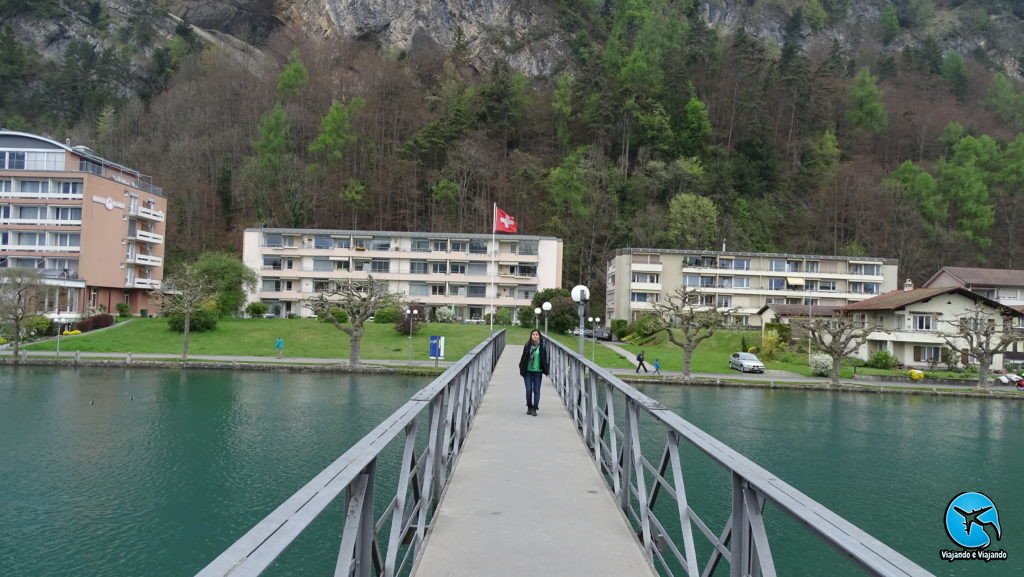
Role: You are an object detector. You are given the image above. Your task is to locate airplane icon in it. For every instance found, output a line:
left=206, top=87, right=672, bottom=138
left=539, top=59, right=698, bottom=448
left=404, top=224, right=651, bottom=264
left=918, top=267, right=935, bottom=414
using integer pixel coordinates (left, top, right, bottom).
left=953, top=506, right=1001, bottom=539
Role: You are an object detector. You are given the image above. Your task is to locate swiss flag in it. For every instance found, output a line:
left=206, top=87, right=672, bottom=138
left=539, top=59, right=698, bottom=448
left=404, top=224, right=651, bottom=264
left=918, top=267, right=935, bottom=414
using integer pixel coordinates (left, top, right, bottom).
left=494, top=206, right=517, bottom=233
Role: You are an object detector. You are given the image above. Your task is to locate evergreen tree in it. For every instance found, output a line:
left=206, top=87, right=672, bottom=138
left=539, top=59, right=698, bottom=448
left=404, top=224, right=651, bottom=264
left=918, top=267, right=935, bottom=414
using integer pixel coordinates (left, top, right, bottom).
left=940, top=51, right=969, bottom=102
left=846, top=67, right=888, bottom=135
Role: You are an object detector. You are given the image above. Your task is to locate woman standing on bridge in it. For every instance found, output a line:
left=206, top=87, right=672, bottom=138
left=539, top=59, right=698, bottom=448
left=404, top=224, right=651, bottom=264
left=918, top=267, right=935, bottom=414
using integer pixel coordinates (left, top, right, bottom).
left=518, top=329, right=549, bottom=416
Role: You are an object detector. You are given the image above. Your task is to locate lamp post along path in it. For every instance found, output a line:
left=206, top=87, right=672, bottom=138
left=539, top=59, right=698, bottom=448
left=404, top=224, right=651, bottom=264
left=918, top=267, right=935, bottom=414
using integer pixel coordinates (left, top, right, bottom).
left=542, top=301, right=551, bottom=335
left=405, top=308, right=418, bottom=362
left=534, top=307, right=541, bottom=330
left=571, top=285, right=590, bottom=355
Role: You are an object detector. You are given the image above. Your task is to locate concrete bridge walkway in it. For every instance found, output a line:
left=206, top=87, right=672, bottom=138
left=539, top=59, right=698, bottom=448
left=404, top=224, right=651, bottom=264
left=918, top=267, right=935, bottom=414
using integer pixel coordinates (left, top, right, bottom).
left=412, top=345, right=657, bottom=577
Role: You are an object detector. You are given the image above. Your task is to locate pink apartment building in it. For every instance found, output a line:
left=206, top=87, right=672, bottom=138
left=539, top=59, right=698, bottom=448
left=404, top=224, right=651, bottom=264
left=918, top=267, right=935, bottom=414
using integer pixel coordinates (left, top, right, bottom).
left=0, top=129, right=166, bottom=319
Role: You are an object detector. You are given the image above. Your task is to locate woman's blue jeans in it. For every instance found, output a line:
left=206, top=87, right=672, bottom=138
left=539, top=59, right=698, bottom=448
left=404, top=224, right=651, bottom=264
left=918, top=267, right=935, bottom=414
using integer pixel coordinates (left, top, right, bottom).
left=523, top=371, right=542, bottom=409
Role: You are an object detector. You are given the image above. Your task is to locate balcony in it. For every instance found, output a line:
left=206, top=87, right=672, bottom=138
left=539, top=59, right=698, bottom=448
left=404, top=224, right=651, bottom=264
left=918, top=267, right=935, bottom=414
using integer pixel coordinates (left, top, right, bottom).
left=127, top=254, right=162, bottom=266
left=133, top=230, right=163, bottom=244
left=126, top=278, right=161, bottom=290
left=131, top=205, right=165, bottom=222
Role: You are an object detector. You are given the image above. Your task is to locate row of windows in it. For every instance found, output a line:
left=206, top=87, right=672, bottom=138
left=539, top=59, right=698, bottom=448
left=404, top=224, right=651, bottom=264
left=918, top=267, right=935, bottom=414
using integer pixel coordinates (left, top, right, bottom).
left=0, top=179, right=82, bottom=195
left=0, top=150, right=65, bottom=171
left=0, top=205, right=82, bottom=220
left=677, top=255, right=882, bottom=276
left=262, top=256, right=535, bottom=277
left=678, top=275, right=879, bottom=294
left=0, top=231, right=80, bottom=246
left=260, top=279, right=537, bottom=300
left=264, top=234, right=538, bottom=255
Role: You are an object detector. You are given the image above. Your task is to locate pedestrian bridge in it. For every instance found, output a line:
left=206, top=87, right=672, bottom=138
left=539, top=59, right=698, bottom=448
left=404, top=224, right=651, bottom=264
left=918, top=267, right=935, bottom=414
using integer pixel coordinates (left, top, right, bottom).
left=195, top=331, right=934, bottom=577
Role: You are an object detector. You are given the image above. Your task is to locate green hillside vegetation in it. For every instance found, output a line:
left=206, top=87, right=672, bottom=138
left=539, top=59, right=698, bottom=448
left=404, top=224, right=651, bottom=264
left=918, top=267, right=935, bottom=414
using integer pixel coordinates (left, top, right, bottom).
left=4, top=0, right=1024, bottom=316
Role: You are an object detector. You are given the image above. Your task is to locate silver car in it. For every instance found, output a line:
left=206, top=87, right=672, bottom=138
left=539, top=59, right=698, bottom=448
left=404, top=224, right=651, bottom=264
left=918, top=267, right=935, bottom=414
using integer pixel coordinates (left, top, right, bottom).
left=729, top=352, right=765, bottom=373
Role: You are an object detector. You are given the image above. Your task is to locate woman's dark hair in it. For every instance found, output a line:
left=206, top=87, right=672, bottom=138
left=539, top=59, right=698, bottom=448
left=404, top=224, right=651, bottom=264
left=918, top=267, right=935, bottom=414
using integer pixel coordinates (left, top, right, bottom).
left=526, top=329, right=542, bottom=344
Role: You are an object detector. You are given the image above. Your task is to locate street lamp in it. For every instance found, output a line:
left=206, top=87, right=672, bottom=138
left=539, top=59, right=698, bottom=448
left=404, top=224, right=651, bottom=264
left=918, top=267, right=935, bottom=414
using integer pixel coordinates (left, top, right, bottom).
left=588, top=316, right=601, bottom=363
left=55, top=315, right=65, bottom=356
left=534, top=307, right=541, bottom=330
left=542, top=301, right=552, bottom=335
left=405, top=308, right=418, bottom=362
left=571, top=285, right=590, bottom=354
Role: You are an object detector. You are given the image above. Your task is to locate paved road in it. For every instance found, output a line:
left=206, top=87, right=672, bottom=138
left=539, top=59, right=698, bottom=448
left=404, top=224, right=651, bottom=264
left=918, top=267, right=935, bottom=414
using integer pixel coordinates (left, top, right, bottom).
left=412, top=345, right=657, bottom=577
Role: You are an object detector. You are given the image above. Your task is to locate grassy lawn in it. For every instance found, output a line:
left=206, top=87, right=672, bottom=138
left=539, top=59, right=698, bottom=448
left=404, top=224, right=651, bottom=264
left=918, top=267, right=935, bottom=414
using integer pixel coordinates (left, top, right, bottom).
left=615, top=329, right=762, bottom=373
left=25, top=318, right=528, bottom=361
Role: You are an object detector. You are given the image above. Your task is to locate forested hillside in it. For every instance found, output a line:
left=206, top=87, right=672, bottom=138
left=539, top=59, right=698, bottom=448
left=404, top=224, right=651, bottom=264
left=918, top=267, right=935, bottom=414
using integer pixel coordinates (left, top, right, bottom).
left=3, top=0, right=1024, bottom=311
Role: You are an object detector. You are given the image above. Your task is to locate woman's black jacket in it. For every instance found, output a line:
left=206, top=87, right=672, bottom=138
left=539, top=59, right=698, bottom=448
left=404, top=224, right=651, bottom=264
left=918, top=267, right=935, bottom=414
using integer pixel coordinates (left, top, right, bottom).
left=518, top=340, right=550, bottom=376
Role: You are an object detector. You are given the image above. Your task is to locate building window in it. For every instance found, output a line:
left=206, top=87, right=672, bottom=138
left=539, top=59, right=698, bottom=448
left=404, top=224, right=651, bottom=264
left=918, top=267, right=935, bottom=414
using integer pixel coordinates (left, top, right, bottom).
left=431, top=262, right=447, bottom=274
left=516, top=242, right=538, bottom=255
left=57, top=182, right=82, bottom=195
left=786, top=260, right=802, bottom=272
left=52, top=233, right=80, bottom=247
left=684, top=275, right=701, bottom=287
left=354, top=238, right=369, bottom=249
left=263, top=256, right=282, bottom=270
left=312, top=258, right=333, bottom=272
left=409, top=282, right=428, bottom=297
left=431, top=284, right=446, bottom=296
left=718, top=259, right=734, bottom=270
left=912, top=315, right=935, bottom=330
left=769, top=260, right=786, bottom=272
left=467, top=262, right=487, bottom=276
left=313, top=237, right=332, bottom=249
left=467, top=283, right=487, bottom=298
left=851, top=282, right=880, bottom=294
left=410, top=260, right=428, bottom=274
left=411, top=239, right=431, bottom=252
left=262, top=279, right=281, bottom=292
left=768, top=278, right=786, bottom=291
left=371, top=238, right=391, bottom=251
left=805, top=261, right=820, bottom=273
left=819, top=280, right=836, bottom=291
left=17, top=206, right=40, bottom=219
left=451, top=241, right=467, bottom=252
left=450, top=263, right=467, bottom=275
left=515, top=264, right=537, bottom=277
left=265, top=234, right=283, bottom=247
left=850, top=263, right=881, bottom=275
left=335, top=238, right=350, bottom=249
left=699, top=294, right=715, bottom=305
left=913, top=346, right=942, bottom=363
left=632, top=272, right=660, bottom=283
left=717, top=295, right=732, bottom=307
left=734, top=259, right=751, bottom=270
left=733, top=277, right=750, bottom=288
left=1, top=151, right=26, bottom=169
left=371, top=259, right=390, bottom=273
left=432, top=240, right=448, bottom=252
left=630, top=292, right=659, bottom=303
left=683, top=255, right=716, bottom=267
left=469, top=240, right=488, bottom=254
left=313, top=279, right=331, bottom=292
left=52, top=206, right=81, bottom=221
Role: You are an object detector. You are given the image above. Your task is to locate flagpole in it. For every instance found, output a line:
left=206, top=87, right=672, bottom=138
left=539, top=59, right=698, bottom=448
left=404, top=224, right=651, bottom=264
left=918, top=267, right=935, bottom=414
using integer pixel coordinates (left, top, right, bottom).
left=490, top=202, right=496, bottom=334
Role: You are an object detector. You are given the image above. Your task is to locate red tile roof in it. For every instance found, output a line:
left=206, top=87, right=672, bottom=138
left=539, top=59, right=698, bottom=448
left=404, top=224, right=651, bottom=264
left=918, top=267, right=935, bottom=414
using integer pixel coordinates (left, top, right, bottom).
left=841, top=287, right=961, bottom=311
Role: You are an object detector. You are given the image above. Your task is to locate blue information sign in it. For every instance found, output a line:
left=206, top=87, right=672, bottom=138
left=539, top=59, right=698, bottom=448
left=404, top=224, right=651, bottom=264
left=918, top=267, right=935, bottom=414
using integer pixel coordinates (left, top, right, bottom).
left=429, top=336, right=445, bottom=360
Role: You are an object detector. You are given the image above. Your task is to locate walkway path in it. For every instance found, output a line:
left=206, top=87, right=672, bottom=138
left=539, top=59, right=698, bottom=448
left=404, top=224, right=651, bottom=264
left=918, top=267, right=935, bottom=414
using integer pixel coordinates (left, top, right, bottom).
left=411, top=345, right=657, bottom=577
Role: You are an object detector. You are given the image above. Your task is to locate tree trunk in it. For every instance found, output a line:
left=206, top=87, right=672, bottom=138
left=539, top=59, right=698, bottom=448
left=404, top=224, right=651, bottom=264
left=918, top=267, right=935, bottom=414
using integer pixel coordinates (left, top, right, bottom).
left=831, top=357, right=842, bottom=386
left=182, top=313, right=191, bottom=360
left=683, top=348, right=694, bottom=379
left=976, top=354, right=991, bottom=390
left=349, top=327, right=363, bottom=366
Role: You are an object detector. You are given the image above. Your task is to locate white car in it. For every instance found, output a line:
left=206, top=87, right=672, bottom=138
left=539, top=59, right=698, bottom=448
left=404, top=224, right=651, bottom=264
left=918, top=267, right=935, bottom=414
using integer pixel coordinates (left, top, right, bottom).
left=995, top=373, right=1022, bottom=385
left=729, top=352, right=765, bottom=373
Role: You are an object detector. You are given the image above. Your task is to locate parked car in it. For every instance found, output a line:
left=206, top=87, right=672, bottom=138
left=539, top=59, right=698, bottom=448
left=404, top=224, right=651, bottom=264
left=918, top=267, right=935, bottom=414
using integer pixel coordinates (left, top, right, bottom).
left=729, top=352, right=765, bottom=373
left=995, top=373, right=1022, bottom=386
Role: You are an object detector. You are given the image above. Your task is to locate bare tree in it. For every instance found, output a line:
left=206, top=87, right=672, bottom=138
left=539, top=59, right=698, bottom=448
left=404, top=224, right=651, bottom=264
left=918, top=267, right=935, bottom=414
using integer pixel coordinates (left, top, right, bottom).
left=799, top=314, right=888, bottom=386
left=0, top=269, right=48, bottom=359
left=304, top=276, right=401, bottom=366
left=939, top=305, right=1024, bottom=390
left=149, top=264, right=217, bottom=360
left=649, top=287, right=736, bottom=379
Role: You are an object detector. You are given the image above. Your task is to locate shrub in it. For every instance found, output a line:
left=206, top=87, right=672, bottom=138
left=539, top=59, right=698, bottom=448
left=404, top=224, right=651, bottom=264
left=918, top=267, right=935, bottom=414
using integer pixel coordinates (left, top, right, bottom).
left=810, top=354, right=832, bottom=377
left=941, top=348, right=958, bottom=371
left=31, top=316, right=54, bottom=335
left=167, top=308, right=218, bottom=332
left=864, top=350, right=900, bottom=369
left=115, top=302, right=131, bottom=316
left=374, top=307, right=399, bottom=324
left=518, top=306, right=536, bottom=328
left=634, top=315, right=662, bottom=337
left=764, top=322, right=792, bottom=343
left=74, top=313, right=116, bottom=333
left=740, top=335, right=749, bottom=353
left=394, top=308, right=423, bottom=335
left=435, top=307, right=455, bottom=323
left=245, top=301, right=269, bottom=317
left=611, top=319, right=628, bottom=339
left=325, top=306, right=348, bottom=324
left=759, top=329, right=782, bottom=360
left=495, top=308, right=512, bottom=326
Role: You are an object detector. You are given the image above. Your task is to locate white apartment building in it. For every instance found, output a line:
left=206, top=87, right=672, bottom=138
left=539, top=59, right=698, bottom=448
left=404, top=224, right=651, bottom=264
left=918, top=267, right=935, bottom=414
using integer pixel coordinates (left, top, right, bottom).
left=1, top=130, right=166, bottom=318
left=606, top=248, right=899, bottom=326
left=242, top=228, right=563, bottom=320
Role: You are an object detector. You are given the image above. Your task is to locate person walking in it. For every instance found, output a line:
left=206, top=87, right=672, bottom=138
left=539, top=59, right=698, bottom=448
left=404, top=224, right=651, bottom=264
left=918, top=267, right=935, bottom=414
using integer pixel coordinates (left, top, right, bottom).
left=518, top=329, right=549, bottom=416
left=275, top=337, right=284, bottom=358
left=653, top=359, right=662, bottom=375
left=635, top=350, right=648, bottom=373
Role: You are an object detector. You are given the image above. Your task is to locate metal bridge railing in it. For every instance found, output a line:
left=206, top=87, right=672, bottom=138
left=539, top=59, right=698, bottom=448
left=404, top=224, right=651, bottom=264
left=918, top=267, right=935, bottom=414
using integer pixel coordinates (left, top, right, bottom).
left=195, top=330, right=505, bottom=577
left=546, top=338, right=934, bottom=577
